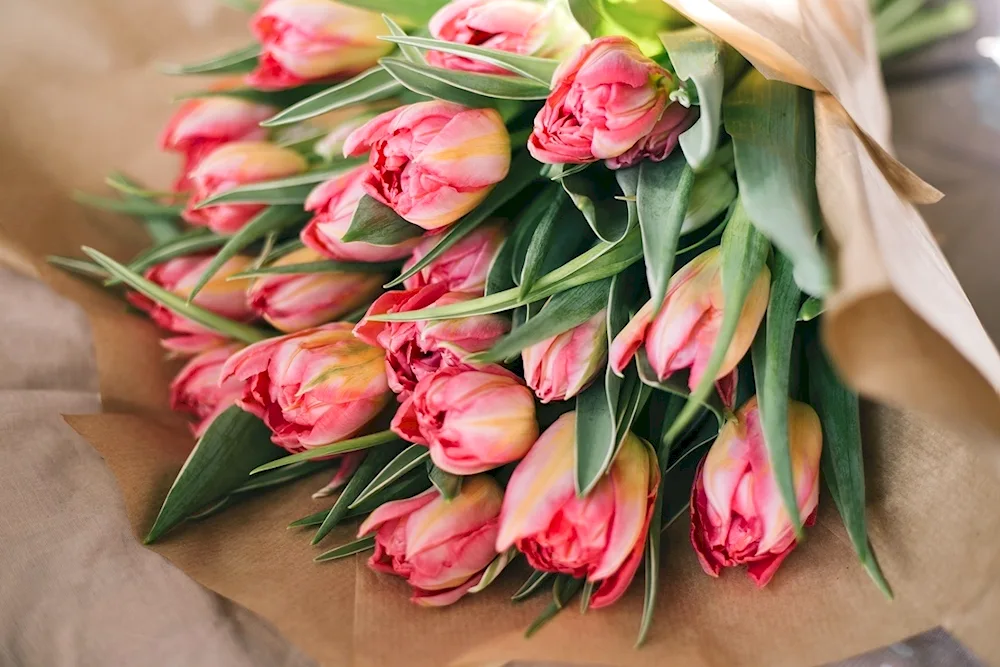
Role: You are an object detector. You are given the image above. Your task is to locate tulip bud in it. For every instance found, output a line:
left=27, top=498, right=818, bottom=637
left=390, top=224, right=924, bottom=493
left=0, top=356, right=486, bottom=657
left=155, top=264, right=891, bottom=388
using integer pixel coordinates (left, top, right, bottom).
left=247, top=247, right=386, bottom=333
left=428, top=0, right=587, bottom=74
left=391, top=365, right=538, bottom=475
left=522, top=309, right=607, bottom=402
left=170, top=343, right=245, bottom=436
left=127, top=254, right=256, bottom=346
left=497, top=412, right=659, bottom=608
left=529, top=36, right=680, bottom=165
left=358, top=475, right=503, bottom=606
left=220, top=323, right=391, bottom=451
left=160, top=92, right=277, bottom=192
left=344, top=101, right=511, bottom=230
left=610, top=247, right=769, bottom=396
left=604, top=102, right=696, bottom=170
left=183, top=141, right=308, bottom=234
left=301, top=165, right=420, bottom=262
left=690, top=396, right=822, bottom=586
left=247, top=0, right=393, bottom=90
left=354, top=283, right=510, bottom=398
left=402, top=221, right=507, bottom=294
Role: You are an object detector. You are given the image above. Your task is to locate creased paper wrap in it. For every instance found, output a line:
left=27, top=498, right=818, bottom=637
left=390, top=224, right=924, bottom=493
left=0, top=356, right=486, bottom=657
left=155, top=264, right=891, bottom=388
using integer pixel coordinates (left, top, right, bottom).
left=2, top=1, right=1000, bottom=666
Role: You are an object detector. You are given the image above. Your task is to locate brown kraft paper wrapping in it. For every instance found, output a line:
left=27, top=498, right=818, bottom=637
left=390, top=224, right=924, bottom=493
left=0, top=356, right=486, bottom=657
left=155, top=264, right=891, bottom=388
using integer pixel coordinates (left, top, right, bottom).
left=1, top=1, right=999, bottom=666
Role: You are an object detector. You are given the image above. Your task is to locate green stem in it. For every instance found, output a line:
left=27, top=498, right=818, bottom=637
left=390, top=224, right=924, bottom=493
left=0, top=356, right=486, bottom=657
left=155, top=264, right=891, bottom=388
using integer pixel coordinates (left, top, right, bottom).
left=877, top=1, right=976, bottom=59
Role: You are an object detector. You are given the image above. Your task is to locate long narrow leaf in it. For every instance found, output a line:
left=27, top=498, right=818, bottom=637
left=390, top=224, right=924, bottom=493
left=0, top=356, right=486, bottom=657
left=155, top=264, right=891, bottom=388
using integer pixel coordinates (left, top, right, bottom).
left=46, top=256, right=108, bottom=280
left=314, top=535, right=376, bottom=562
left=160, top=43, right=261, bottom=75
left=382, top=15, right=425, bottom=64
left=251, top=430, right=400, bottom=474
left=381, top=57, right=550, bottom=100
left=337, top=0, right=447, bottom=23
left=518, top=189, right=568, bottom=298
left=349, top=445, right=430, bottom=508
left=127, top=232, right=227, bottom=276
left=659, top=27, right=728, bottom=170
left=231, top=258, right=401, bottom=279
left=313, top=444, right=405, bottom=544
left=751, top=250, right=804, bottom=537
left=145, top=407, right=280, bottom=543
left=198, top=164, right=361, bottom=207
left=380, top=35, right=558, bottom=84
left=188, top=206, right=306, bottom=301
left=469, top=279, right=611, bottom=364
left=684, top=167, right=737, bottom=234
left=74, top=191, right=184, bottom=217
left=381, top=57, right=502, bottom=108
left=343, top=194, right=422, bottom=246
left=724, top=70, right=831, bottom=297
left=637, top=152, right=694, bottom=314
left=262, top=66, right=402, bottom=127
left=81, top=248, right=270, bottom=344
left=807, top=340, right=892, bottom=597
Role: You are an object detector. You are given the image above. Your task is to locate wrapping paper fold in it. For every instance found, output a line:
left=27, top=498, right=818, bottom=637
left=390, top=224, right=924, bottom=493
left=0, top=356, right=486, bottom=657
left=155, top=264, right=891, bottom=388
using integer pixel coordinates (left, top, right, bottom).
left=2, top=0, right=1000, bottom=665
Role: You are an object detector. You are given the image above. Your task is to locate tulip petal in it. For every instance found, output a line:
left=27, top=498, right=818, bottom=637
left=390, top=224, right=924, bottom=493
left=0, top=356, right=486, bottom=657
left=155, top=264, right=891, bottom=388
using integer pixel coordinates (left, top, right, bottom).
left=353, top=290, right=414, bottom=347
left=405, top=475, right=503, bottom=559
left=410, top=576, right=479, bottom=607
left=358, top=487, right=438, bottom=538
left=609, top=299, right=653, bottom=375
left=590, top=434, right=653, bottom=581
left=342, top=106, right=408, bottom=157
left=414, top=109, right=511, bottom=190
left=406, top=521, right=499, bottom=590
left=496, top=412, right=576, bottom=550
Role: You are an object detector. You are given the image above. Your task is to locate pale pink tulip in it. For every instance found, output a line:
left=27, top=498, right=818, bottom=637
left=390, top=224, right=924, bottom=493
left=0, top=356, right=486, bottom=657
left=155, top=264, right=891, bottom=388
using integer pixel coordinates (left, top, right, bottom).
left=160, top=93, right=276, bottom=191
left=402, top=221, right=506, bottom=294
left=522, top=309, right=607, bottom=403
left=220, top=323, right=391, bottom=451
left=610, top=247, right=769, bottom=400
left=359, top=475, right=503, bottom=606
left=247, top=0, right=393, bottom=90
left=301, top=165, right=420, bottom=262
left=183, top=141, right=308, bottom=234
left=528, top=36, right=678, bottom=164
left=354, top=283, right=510, bottom=398
left=604, top=102, right=696, bottom=170
left=344, top=101, right=511, bottom=230
left=170, top=343, right=245, bottom=436
left=247, top=247, right=386, bottom=332
left=497, top=412, right=659, bottom=608
left=428, top=0, right=586, bottom=74
left=391, top=365, right=537, bottom=475
left=127, top=254, right=256, bottom=345
left=691, top=396, right=822, bottom=586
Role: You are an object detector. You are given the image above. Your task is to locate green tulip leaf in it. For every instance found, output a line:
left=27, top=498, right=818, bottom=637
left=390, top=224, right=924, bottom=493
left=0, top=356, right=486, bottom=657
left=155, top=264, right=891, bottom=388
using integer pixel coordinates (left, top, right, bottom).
left=187, top=205, right=307, bottom=302
left=251, top=430, right=401, bottom=474
left=47, top=256, right=109, bottom=281
left=350, top=444, right=430, bottom=508
left=343, top=194, right=424, bottom=247
left=160, top=43, right=261, bottom=76
left=525, top=575, right=584, bottom=638
left=428, top=463, right=463, bottom=501
left=336, top=0, right=448, bottom=23
left=81, top=247, right=270, bottom=344
left=468, top=547, right=519, bottom=593
left=683, top=167, right=737, bottom=234
left=262, top=66, right=403, bottom=127
left=380, top=35, right=558, bottom=85
left=807, top=337, right=892, bottom=598
left=724, top=69, right=831, bottom=297
left=145, top=407, right=281, bottom=543
left=798, top=296, right=824, bottom=321
left=382, top=15, right=426, bottom=64
left=511, top=570, right=553, bottom=602
left=73, top=191, right=184, bottom=217
left=231, top=258, right=401, bottom=279
left=637, top=152, right=695, bottom=315
left=380, top=57, right=550, bottom=101
left=314, top=535, right=376, bottom=563
left=751, top=250, right=804, bottom=538
left=198, top=163, right=362, bottom=207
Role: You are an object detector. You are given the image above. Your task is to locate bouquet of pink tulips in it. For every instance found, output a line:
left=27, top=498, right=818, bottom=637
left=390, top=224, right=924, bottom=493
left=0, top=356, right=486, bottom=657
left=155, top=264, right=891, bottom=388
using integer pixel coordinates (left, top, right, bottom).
left=49, top=0, right=978, bottom=648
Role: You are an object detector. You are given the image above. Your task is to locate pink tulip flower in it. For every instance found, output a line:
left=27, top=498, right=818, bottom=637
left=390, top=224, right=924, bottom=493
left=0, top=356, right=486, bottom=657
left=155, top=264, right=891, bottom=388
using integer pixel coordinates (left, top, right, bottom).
left=170, top=343, right=245, bottom=437
left=402, top=221, right=506, bottom=294
left=428, top=0, right=587, bottom=74
left=604, top=102, right=696, bottom=170
left=344, top=101, right=511, bottom=230
left=247, top=247, right=386, bottom=332
left=497, top=412, right=659, bottom=608
left=690, top=396, right=822, bottom=586
left=610, top=247, right=769, bottom=403
left=522, top=309, right=607, bottom=403
left=182, top=141, right=308, bottom=234
left=160, top=93, right=276, bottom=192
left=220, top=323, right=391, bottom=451
left=391, top=365, right=538, bottom=475
left=127, top=254, right=256, bottom=351
left=354, top=283, right=510, bottom=398
left=301, top=165, right=420, bottom=262
left=247, top=0, right=393, bottom=90
left=528, top=36, right=678, bottom=164
left=359, top=475, right=504, bottom=606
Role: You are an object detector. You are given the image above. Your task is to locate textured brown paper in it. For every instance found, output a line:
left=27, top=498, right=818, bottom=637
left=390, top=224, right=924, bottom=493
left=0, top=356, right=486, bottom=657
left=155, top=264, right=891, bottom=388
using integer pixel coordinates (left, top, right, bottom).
left=2, top=1, right=1000, bottom=666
